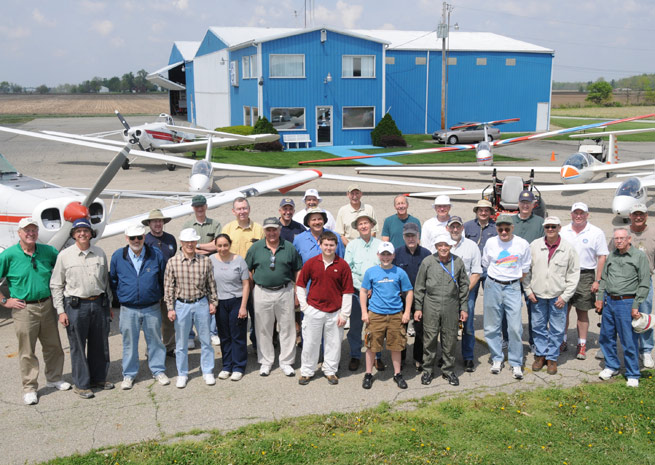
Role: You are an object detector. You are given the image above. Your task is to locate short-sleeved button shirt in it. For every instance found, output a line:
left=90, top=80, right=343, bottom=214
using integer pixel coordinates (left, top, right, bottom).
left=245, top=239, right=303, bottom=288
left=182, top=217, right=222, bottom=245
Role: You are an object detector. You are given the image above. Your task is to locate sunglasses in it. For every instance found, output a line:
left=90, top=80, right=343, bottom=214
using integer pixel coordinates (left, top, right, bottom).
left=269, top=255, right=276, bottom=269
left=129, top=235, right=144, bottom=241
left=497, top=226, right=512, bottom=233
left=31, top=255, right=37, bottom=270
left=544, top=225, right=558, bottom=230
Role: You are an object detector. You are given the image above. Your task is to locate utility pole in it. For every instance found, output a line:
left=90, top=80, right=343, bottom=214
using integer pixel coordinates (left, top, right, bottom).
left=438, top=2, right=453, bottom=130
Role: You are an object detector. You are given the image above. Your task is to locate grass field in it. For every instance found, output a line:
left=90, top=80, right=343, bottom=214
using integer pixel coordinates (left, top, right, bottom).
left=551, top=106, right=655, bottom=119
left=0, top=94, right=168, bottom=116
left=44, top=373, right=655, bottom=465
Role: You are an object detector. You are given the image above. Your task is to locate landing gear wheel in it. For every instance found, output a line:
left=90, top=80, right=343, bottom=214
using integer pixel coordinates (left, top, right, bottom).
left=487, top=135, right=494, bottom=142
left=447, top=135, right=458, bottom=145
left=122, top=159, right=130, bottom=170
left=166, top=163, right=177, bottom=171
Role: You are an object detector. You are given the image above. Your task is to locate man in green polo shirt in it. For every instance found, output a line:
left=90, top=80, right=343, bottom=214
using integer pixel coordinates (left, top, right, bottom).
left=0, top=218, right=71, bottom=405
left=246, top=217, right=303, bottom=377
left=183, top=194, right=221, bottom=256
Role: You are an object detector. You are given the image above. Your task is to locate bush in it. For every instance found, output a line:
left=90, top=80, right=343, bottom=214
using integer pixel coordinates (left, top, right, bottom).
left=378, top=135, right=407, bottom=147
left=252, top=116, right=282, bottom=151
left=254, top=140, right=284, bottom=152
left=212, top=125, right=255, bottom=151
left=371, top=113, right=405, bottom=147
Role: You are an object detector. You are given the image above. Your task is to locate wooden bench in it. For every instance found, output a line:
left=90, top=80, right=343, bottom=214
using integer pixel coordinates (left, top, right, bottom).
left=283, top=133, right=311, bottom=149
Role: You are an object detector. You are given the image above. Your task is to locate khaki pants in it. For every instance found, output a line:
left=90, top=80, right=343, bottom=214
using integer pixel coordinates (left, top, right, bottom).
left=253, top=284, right=296, bottom=367
left=12, top=298, right=65, bottom=393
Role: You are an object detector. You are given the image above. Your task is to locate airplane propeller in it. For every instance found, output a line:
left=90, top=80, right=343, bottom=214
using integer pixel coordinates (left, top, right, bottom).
left=115, top=110, right=146, bottom=151
left=47, top=146, right=130, bottom=250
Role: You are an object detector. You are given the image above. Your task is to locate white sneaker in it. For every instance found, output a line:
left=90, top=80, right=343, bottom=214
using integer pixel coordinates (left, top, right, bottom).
left=280, top=364, right=295, bottom=377
left=598, top=368, right=619, bottom=380
left=155, top=373, right=170, bottom=386
left=121, top=377, right=134, bottom=390
left=211, top=335, right=221, bottom=346
left=218, top=370, right=231, bottom=380
left=231, top=372, right=243, bottom=381
left=641, top=353, right=655, bottom=368
left=490, top=361, right=504, bottom=374
left=176, top=376, right=188, bottom=388
left=259, top=364, right=271, bottom=376
left=203, top=374, right=216, bottom=385
left=512, top=366, right=524, bottom=380
left=407, top=322, right=416, bottom=337
left=23, top=392, right=38, bottom=405
left=188, top=338, right=196, bottom=350
left=626, top=378, right=639, bottom=388
left=46, top=380, right=72, bottom=391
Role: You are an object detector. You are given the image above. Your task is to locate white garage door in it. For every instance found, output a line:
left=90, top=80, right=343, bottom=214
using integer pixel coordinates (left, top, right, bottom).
left=194, top=50, right=230, bottom=130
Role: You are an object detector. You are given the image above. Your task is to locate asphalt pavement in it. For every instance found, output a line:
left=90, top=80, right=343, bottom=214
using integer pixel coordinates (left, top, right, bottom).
left=0, top=117, right=651, bottom=464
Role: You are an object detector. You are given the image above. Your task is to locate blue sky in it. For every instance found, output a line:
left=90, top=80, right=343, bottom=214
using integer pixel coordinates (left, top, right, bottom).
left=2, top=0, right=654, bottom=87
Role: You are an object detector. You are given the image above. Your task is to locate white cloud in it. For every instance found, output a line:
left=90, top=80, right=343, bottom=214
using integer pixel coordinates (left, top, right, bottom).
left=0, top=25, right=31, bottom=39
left=151, top=21, right=167, bottom=33
left=380, top=23, right=396, bottom=31
left=313, top=1, right=363, bottom=29
left=32, top=8, right=56, bottom=27
left=92, top=20, right=114, bottom=36
left=111, top=37, right=125, bottom=47
left=174, top=0, right=190, bottom=9
left=79, top=0, right=107, bottom=12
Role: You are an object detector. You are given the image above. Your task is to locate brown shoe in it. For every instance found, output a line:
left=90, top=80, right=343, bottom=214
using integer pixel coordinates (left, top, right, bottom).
left=298, top=376, right=311, bottom=386
left=547, top=360, right=558, bottom=375
left=326, top=374, right=339, bottom=385
left=531, top=356, right=546, bottom=372
left=348, top=358, right=360, bottom=371
left=74, top=386, right=95, bottom=399
left=91, top=381, right=115, bottom=390
left=374, top=358, right=386, bottom=371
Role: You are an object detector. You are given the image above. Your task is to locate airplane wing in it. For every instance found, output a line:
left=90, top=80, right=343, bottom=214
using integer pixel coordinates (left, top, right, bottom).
left=0, top=126, right=463, bottom=191
left=164, top=124, right=280, bottom=144
left=354, top=165, right=562, bottom=174
left=101, top=170, right=319, bottom=238
left=569, top=127, right=655, bottom=138
left=298, top=113, right=655, bottom=165
left=590, top=159, right=655, bottom=173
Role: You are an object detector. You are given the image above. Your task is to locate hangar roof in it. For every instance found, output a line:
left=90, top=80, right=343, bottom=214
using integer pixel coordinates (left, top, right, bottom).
left=174, top=41, right=200, bottom=61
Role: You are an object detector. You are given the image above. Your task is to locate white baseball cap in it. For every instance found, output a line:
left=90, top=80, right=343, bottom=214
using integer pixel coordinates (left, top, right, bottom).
left=571, top=202, right=588, bottom=213
left=542, top=216, right=561, bottom=226
left=434, top=234, right=456, bottom=246
left=179, top=228, right=200, bottom=242
left=18, top=217, right=39, bottom=229
left=303, top=188, right=322, bottom=203
left=125, top=224, right=146, bottom=237
left=377, top=241, right=395, bottom=254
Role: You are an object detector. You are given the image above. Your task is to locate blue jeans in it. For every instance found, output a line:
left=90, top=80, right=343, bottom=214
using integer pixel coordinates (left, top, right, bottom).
left=500, top=286, right=534, bottom=346
left=173, top=297, right=214, bottom=377
left=348, top=293, right=364, bottom=359
left=484, top=280, right=523, bottom=367
left=462, top=275, right=485, bottom=360
left=531, top=297, right=566, bottom=361
left=599, top=296, right=640, bottom=379
left=639, top=279, right=653, bottom=354
left=119, top=303, right=167, bottom=379
left=216, top=297, right=248, bottom=373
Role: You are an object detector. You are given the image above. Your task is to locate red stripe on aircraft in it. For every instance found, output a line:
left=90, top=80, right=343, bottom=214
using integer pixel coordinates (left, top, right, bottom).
left=0, top=215, right=27, bottom=224
left=146, top=130, right=175, bottom=142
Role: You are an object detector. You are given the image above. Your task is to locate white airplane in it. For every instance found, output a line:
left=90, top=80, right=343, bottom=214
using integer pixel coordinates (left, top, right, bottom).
left=299, top=113, right=655, bottom=166
left=0, top=145, right=320, bottom=252
left=354, top=127, right=655, bottom=185
left=0, top=127, right=465, bottom=193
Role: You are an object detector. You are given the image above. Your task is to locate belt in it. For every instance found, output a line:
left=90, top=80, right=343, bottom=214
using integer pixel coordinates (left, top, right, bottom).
left=259, top=282, right=289, bottom=291
left=78, top=295, right=102, bottom=301
left=609, top=294, right=635, bottom=301
left=489, top=276, right=519, bottom=286
left=580, top=269, right=596, bottom=273
left=24, top=296, right=50, bottom=304
left=176, top=296, right=205, bottom=304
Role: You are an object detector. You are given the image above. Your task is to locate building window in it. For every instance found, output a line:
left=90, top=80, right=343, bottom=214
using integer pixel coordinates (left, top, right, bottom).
left=343, top=106, right=375, bottom=129
left=271, top=107, right=305, bottom=130
left=270, top=55, right=305, bottom=78
left=244, top=106, right=251, bottom=126
left=242, top=57, right=250, bottom=79
left=252, top=107, right=259, bottom=124
left=476, top=57, right=487, bottom=66
left=342, top=55, right=375, bottom=78
left=415, top=57, right=427, bottom=65
left=447, top=57, right=457, bottom=65
left=506, top=58, right=516, bottom=66
left=250, top=55, right=258, bottom=78
left=385, top=56, right=395, bottom=65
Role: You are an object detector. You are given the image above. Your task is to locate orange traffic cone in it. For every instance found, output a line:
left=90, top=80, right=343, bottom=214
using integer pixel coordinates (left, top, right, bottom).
left=550, top=151, right=555, bottom=162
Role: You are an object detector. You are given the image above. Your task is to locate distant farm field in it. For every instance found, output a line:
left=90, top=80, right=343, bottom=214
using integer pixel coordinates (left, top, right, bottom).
left=0, top=93, right=168, bottom=115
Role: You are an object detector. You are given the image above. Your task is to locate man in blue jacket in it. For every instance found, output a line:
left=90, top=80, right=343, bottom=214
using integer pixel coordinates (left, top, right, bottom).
left=110, top=224, right=170, bottom=390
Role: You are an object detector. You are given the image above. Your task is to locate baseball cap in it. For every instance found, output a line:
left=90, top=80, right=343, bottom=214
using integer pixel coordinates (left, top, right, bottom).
left=351, top=212, right=377, bottom=229
left=191, top=195, right=207, bottom=207
left=630, top=203, right=648, bottom=214
left=377, top=242, right=395, bottom=254
left=179, top=228, right=200, bottom=242
left=496, top=214, right=514, bottom=225
left=434, top=234, right=456, bottom=246
left=18, top=217, right=38, bottom=229
left=447, top=216, right=463, bottom=226
left=402, top=223, right=419, bottom=235
left=347, top=184, right=361, bottom=193
left=571, top=202, right=588, bottom=212
left=303, top=188, right=322, bottom=202
left=542, top=216, right=561, bottom=226
left=71, top=218, right=93, bottom=230
left=125, top=224, right=146, bottom=237
left=279, top=198, right=295, bottom=208
left=262, top=217, right=282, bottom=229
left=433, top=195, right=451, bottom=206
left=518, top=190, right=535, bottom=202
left=632, top=312, right=655, bottom=333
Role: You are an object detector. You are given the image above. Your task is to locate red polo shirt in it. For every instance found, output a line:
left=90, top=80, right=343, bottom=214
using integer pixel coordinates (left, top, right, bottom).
left=297, top=254, right=354, bottom=313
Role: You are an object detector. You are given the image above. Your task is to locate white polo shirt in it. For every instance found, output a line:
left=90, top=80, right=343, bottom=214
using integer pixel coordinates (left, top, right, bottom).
left=482, top=235, right=531, bottom=281
left=451, top=236, right=483, bottom=276
left=560, top=222, right=609, bottom=270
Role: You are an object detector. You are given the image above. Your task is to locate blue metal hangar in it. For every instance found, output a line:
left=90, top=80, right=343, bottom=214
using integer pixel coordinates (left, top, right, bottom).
left=147, top=26, right=554, bottom=147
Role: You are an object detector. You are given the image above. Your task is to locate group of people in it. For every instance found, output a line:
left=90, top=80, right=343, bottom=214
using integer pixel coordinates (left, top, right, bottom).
left=2, top=184, right=653, bottom=406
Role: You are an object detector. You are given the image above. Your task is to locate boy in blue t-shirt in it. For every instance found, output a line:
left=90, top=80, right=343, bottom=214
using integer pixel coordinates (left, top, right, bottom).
left=360, top=242, right=414, bottom=389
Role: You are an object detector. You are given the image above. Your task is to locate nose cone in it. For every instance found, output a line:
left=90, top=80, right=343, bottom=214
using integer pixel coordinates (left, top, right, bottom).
left=189, top=174, right=211, bottom=193
left=560, top=165, right=580, bottom=183
left=612, top=196, right=635, bottom=217
left=476, top=149, right=492, bottom=166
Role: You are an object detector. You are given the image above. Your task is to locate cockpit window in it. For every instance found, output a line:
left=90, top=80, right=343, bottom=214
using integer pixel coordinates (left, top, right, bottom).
left=477, top=141, right=491, bottom=152
left=616, top=178, right=643, bottom=198
left=191, top=160, right=211, bottom=177
left=564, top=153, right=588, bottom=170
left=0, top=153, right=18, bottom=174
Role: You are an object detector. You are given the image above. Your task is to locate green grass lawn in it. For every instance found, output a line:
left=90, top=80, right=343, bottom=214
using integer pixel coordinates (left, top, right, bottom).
left=44, top=372, right=655, bottom=464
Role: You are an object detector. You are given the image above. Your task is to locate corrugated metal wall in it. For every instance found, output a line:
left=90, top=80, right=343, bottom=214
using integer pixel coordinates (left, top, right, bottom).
left=185, top=61, right=195, bottom=124
left=230, top=45, right=259, bottom=127
left=196, top=30, right=228, bottom=57
left=385, top=50, right=431, bottom=134
left=260, top=29, right=384, bottom=146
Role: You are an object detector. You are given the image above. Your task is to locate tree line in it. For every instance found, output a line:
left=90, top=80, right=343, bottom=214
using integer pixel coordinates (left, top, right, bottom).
left=0, top=69, right=162, bottom=95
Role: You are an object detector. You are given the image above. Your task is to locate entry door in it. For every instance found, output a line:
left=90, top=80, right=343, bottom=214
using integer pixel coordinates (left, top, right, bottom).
left=536, top=102, right=549, bottom=132
left=316, top=106, right=332, bottom=146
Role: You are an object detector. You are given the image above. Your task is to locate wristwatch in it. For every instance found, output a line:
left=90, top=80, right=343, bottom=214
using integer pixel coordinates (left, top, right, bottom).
left=1, top=297, right=7, bottom=305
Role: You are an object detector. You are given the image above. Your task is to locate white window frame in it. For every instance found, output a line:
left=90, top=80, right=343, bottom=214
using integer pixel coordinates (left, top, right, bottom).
left=342, top=106, right=375, bottom=130
left=250, top=54, right=258, bottom=78
left=270, top=107, right=306, bottom=131
left=342, top=55, right=376, bottom=78
left=241, top=56, right=250, bottom=79
left=269, top=54, right=305, bottom=78
left=244, top=106, right=251, bottom=126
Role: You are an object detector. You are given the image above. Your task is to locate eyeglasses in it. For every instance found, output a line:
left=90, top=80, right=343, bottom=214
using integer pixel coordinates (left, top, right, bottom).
left=269, top=255, right=276, bottom=269
left=497, top=227, right=512, bottom=233
left=544, top=225, right=558, bottom=229
left=613, top=237, right=628, bottom=241
left=31, top=255, right=37, bottom=270
left=129, top=236, right=144, bottom=241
